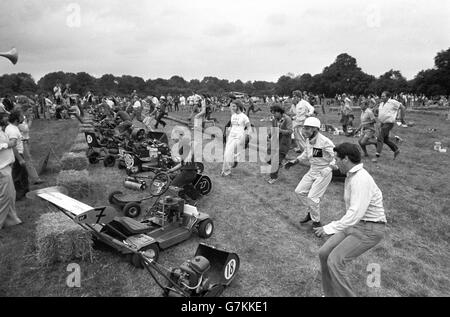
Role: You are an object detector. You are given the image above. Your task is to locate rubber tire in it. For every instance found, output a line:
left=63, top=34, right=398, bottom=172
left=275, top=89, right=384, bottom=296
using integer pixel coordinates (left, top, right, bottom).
left=108, top=191, right=123, bottom=205
left=103, top=155, right=116, bottom=168
left=198, top=219, right=214, bottom=238
left=130, top=243, right=160, bottom=269
left=195, top=162, right=204, bottom=174
left=86, top=149, right=99, bottom=164
left=118, top=160, right=126, bottom=170
left=123, top=202, right=142, bottom=218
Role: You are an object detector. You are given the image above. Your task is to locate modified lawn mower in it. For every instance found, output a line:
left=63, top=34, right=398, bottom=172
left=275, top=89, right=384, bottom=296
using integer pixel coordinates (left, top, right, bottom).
left=141, top=243, right=240, bottom=297
left=26, top=187, right=238, bottom=297
left=85, top=131, right=123, bottom=167
left=110, top=165, right=212, bottom=218
left=124, top=136, right=175, bottom=176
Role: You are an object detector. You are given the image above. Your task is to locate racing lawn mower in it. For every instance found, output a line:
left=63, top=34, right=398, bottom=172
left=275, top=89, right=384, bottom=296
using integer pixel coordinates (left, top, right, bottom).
left=110, top=165, right=212, bottom=218
left=124, top=137, right=176, bottom=176
left=25, top=187, right=240, bottom=297
left=85, top=131, right=122, bottom=167
left=139, top=243, right=240, bottom=297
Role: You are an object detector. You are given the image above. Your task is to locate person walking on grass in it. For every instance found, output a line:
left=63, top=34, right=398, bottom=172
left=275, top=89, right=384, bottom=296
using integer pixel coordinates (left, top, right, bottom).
left=5, top=110, right=29, bottom=200
left=265, top=105, right=293, bottom=184
left=291, top=90, right=315, bottom=153
left=0, top=112, right=22, bottom=229
left=372, top=91, right=405, bottom=163
left=18, top=106, right=44, bottom=185
left=352, top=101, right=377, bottom=158
left=284, top=117, right=336, bottom=229
left=314, top=143, right=386, bottom=297
left=221, top=100, right=251, bottom=177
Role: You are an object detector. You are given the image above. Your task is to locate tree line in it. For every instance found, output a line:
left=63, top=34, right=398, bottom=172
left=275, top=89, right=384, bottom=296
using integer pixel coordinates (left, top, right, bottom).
left=1, top=47, right=449, bottom=98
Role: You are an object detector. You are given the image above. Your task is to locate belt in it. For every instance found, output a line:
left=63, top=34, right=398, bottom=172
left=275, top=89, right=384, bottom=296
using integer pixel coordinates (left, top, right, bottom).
left=360, top=220, right=386, bottom=225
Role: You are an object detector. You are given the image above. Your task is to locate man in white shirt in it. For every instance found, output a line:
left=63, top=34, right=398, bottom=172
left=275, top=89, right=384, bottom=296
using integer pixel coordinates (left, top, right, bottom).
left=284, top=117, right=336, bottom=228
left=0, top=112, right=22, bottom=229
left=314, top=143, right=386, bottom=297
left=291, top=90, right=315, bottom=153
left=373, top=91, right=405, bottom=163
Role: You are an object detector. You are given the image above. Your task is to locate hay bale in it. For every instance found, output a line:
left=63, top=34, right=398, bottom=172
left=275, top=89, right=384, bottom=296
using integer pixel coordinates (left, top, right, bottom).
left=75, top=133, right=87, bottom=144
left=61, top=152, right=88, bottom=171
left=70, top=142, right=89, bottom=153
left=79, top=126, right=95, bottom=133
left=36, top=212, right=94, bottom=266
left=56, top=170, right=107, bottom=199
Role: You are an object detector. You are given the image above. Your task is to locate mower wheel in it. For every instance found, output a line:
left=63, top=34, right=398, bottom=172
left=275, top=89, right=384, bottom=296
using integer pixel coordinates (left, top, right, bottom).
left=86, top=149, right=99, bottom=164
left=195, top=162, right=205, bottom=174
left=198, top=219, right=214, bottom=239
left=123, top=202, right=141, bottom=218
left=118, top=160, right=126, bottom=170
left=103, top=155, right=116, bottom=168
left=108, top=191, right=123, bottom=205
left=131, top=244, right=160, bottom=268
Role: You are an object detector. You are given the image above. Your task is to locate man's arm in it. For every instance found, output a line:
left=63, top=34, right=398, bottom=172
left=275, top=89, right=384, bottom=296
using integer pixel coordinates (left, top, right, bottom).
left=398, top=104, right=406, bottom=123
left=0, top=139, right=16, bottom=151
left=279, top=117, right=293, bottom=136
left=321, top=175, right=372, bottom=235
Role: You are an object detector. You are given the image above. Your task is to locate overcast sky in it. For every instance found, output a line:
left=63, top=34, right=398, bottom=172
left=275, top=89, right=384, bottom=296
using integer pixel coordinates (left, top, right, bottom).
left=1, top=0, right=449, bottom=82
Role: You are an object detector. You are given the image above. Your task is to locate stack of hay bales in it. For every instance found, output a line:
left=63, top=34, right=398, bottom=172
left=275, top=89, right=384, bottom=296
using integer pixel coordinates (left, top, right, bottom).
left=79, top=123, right=95, bottom=133
left=56, top=170, right=107, bottom=199
left=36, top=212, right=94, bottom=266
left=70, top=133, right=89, bottom=153
left=61, top=152, right=88, bottom=171
left=70, top=143, right=89, bottom=153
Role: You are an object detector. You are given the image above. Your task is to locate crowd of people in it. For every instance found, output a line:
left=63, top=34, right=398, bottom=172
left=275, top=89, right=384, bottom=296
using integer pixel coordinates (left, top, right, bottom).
left=0, top=82, right=440, bottom=297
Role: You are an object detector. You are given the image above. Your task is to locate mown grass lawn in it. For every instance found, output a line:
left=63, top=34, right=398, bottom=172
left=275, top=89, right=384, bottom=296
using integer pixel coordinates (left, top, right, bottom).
left=0, top=106, right=449, bottom=297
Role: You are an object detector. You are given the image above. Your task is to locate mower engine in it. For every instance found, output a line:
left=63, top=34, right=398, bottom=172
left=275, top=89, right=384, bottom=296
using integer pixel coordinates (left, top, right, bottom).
left=170, top=256, right=212, bottom=296
left=149, top=196, right=185, bottom=226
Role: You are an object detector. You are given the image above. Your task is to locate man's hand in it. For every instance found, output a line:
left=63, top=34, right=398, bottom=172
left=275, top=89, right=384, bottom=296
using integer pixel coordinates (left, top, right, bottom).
left=313, top=226, right=327, bottom=238
left=19, top=158, right=26, bottom=166
left=284, top=159, right=298, bottom=170
left=320, top=166, right=332, bottom=177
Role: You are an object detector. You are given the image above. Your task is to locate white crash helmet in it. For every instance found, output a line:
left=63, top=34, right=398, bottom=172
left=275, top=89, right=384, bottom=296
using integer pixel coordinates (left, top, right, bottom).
left=304, top=117, right=321, bottom=129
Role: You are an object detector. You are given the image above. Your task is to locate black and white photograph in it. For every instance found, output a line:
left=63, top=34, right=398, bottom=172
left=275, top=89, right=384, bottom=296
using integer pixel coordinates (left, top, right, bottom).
left=0, top=0, right=449, bottom=301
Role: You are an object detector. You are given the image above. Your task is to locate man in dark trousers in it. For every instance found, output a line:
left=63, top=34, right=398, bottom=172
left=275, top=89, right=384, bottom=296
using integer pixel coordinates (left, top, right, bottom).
left=266, top=105, right=292, bottom=184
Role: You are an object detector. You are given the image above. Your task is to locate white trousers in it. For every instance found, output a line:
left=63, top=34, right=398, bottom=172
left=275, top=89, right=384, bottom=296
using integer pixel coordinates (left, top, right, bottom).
left=222, top=134, right=245, bottom=175
left=295, top=168, right=332, bottom=222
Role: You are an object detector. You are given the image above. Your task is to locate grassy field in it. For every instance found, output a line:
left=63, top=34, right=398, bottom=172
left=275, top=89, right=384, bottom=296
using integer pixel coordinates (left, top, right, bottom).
left=0, top=106, right=449, bottom=297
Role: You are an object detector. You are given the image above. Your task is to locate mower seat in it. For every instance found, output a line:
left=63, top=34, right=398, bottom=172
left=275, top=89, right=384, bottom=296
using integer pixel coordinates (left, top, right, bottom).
left=111, top=217, right=154, bottom=236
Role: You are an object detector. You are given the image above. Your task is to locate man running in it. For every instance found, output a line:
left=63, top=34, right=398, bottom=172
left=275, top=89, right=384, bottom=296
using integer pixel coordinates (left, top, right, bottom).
left=285, top=117, right=336, bottom=228
left=372, top=91, right=405, bottom=163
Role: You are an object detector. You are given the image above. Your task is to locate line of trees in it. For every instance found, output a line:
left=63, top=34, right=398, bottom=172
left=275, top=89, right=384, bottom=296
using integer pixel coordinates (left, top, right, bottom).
left=1, top=47, right=449, bottom=98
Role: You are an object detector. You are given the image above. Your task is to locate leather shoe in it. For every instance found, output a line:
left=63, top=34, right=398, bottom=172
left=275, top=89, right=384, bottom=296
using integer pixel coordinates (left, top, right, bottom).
left=299, top=213, right=312, bottom=224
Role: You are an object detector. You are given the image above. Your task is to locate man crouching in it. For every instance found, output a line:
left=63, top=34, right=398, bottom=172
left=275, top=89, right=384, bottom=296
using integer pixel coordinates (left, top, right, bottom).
left=314, top=143, right=386, bottom=297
